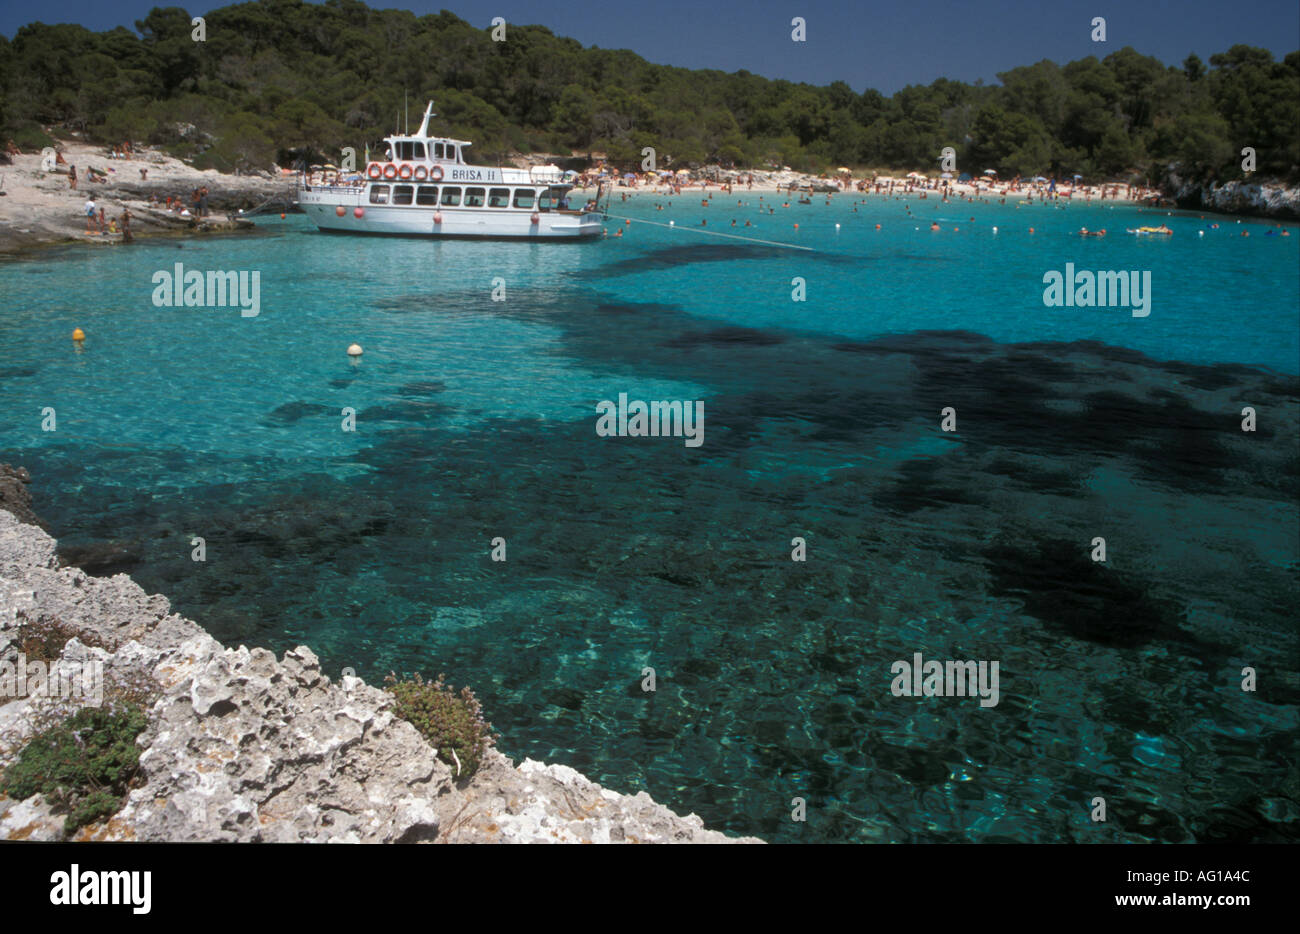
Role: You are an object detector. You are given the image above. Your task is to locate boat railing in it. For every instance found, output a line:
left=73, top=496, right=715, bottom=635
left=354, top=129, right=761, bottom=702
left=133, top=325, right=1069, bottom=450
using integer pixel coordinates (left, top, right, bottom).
left=299, top=184, right=367, bottom=194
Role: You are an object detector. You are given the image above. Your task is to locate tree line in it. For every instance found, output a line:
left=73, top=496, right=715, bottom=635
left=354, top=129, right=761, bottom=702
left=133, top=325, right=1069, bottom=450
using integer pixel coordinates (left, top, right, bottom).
left=0, top=0, right=1296, bottom=183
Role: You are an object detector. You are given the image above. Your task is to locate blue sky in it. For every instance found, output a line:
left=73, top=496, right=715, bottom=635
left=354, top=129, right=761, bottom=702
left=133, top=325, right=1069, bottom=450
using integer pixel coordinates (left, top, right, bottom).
left=3, top=0, right=1297, bottom=94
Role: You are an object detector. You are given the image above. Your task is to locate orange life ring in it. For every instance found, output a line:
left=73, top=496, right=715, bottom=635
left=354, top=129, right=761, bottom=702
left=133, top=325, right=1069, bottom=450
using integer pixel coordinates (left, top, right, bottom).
left=398, top=164, right=412, bottom=180
left=430, top=165, right=444, bottom=182
left=383, top=164, right=397, bottom=180
left=413, top=165, right=428, bottom=181
left=367, top=163, right=382, bottom=180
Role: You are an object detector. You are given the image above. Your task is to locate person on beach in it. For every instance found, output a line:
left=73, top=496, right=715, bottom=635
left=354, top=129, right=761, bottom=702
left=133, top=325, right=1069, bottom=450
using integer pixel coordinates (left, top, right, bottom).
left=4, top=139, right=18, bottom=156
left=120, top=207, right=133, bottom=242
left=140, top=167, right=148, bottom=181
left=98, top=206, right=106, bottom=233
left=83, top=197, right=96, bottom=234
left=199, top=186, right=210, bottom=216
left=68, top=165, right=77, bottom=190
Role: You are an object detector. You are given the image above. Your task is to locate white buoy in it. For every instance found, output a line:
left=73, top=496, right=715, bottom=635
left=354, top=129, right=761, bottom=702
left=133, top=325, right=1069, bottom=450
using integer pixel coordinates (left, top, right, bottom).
left=347, top=343, right=363, bottom=357
left=669, top=220, right=674, bottom=226
left=835, top=223, right=841, bottom=229
left=1199, top=230, right=1204, bottom=237
left=992, top=226, right=998, bottom=233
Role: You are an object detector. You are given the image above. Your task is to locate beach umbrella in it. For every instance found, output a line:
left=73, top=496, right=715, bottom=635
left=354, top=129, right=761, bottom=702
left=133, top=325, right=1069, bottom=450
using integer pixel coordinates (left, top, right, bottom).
left=982, top=169, right=997, bottom=175
left=940, top=172, right=953, bottom=179
left=1072, top=174, right=1083, bottom=179
left=1031, top=176, right=1048, bottom=183
left=958, top=173, right=972, bottom=182
left=623, top=172, right=635, bottom=178
left=836, top=167, right=851, bottom=173
left=906, top=171, right=925, bottom=179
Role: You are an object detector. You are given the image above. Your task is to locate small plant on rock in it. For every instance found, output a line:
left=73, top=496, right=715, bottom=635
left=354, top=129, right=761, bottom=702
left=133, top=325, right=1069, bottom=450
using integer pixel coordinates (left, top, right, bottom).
left=14, top=610, right=107, bottom=663
left=0, top=703, right=149, bottom=837
left=384, top=672, right=495, bottom=779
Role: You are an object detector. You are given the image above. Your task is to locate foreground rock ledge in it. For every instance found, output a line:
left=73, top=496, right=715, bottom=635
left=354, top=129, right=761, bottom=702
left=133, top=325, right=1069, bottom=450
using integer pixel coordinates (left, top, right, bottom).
left=0, top=506, right=759, bottom=843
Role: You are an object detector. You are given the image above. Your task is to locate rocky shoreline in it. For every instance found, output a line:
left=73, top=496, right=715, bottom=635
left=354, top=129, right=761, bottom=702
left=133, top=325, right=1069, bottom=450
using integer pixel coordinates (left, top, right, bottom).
left=0, top=465, right=758, bottom=843
left=1167, top=172, right=1300, bottom=220
left=0, top=145, right=295, bottom=255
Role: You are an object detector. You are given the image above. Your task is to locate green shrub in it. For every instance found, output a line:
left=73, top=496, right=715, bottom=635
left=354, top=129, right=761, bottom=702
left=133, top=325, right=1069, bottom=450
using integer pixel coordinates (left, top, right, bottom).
left=384, top=672, right=495, bottom=779
left=6, top=123, right=54, bottom=152
left=0, top=704, right=148, bottom=837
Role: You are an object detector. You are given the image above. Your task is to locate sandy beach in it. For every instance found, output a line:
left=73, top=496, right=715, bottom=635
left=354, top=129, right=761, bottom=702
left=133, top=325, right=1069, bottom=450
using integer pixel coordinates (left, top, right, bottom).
left=576, top=171, right=1162, bottom=205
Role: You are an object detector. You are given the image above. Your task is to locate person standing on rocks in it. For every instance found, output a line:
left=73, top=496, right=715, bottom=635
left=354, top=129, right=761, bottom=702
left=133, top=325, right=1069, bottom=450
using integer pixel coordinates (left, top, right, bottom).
left=121, top=206, right=133, bottom=243
left=69, top=165, right=77, bottom=190
left=83, top=196, right=97, bottom=234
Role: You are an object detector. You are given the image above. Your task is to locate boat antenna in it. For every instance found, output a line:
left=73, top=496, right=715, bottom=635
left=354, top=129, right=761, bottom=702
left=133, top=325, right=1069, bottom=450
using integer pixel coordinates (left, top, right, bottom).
left=404, top=90, right=408, bottom=135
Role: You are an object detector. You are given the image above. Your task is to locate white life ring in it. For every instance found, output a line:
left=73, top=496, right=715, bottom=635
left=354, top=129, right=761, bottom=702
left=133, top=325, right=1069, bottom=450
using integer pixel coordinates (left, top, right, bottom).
left=413, top=165, right=428, bottom=181
left=430, top=165, right=444, bottom=182
left=398, top=164, right=413, bottom=180
left=367, top=163, right=382, bottom=180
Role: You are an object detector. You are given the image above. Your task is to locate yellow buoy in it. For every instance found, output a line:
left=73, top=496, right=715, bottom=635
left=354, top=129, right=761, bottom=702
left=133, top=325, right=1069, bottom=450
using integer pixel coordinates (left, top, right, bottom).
left=72, top=328, right=85, bottom=341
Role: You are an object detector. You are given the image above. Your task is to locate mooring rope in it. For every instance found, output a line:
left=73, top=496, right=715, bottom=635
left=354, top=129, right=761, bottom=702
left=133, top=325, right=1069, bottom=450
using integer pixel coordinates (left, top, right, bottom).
left=600, top=212, right=815, bottom=251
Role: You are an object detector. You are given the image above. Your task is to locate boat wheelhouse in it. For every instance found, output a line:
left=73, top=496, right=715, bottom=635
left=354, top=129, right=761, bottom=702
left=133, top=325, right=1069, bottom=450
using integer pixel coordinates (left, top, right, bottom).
left=297, top=102, right=604, bottom=239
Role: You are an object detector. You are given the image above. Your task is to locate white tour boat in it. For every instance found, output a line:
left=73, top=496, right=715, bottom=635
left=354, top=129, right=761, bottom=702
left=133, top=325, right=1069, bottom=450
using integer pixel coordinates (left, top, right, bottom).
left=297, top=101, right=604, bottom=239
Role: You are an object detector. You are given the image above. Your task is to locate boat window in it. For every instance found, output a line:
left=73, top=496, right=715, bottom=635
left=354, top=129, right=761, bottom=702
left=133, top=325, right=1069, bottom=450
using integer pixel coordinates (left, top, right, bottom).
left=440, top=187, right=462, bottom=206
left=411, top=142, right=425, bottom=160
left=369, top=185, right=390, bottom=204
left=513, top=188, right=536, bottom=209
left=416, top=185, right=439, bottom=206
left=459, top=145, right=471, bottom=164
left=434, top=143, right=444, bottom=159
left=537, top=187, right=563, bottom=211
left=464, top=187, right=486, bottom=207
left=393, top=185, right=414, bottom=205
left=488, top=188, right=511, bottom=208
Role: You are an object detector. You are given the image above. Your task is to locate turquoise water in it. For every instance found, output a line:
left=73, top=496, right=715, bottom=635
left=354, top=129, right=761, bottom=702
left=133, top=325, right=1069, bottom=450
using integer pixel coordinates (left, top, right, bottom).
left=2, top=193, right=1298, bottom=842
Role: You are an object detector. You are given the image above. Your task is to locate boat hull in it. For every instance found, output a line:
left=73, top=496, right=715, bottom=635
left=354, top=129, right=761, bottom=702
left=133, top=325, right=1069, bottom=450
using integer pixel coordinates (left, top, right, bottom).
left=297, top=189, right=602, bottom=239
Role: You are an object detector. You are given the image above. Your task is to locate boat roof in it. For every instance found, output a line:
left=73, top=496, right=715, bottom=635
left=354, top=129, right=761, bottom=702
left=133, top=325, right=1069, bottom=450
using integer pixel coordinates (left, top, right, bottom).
left=384, top=100, right=470, bottom=147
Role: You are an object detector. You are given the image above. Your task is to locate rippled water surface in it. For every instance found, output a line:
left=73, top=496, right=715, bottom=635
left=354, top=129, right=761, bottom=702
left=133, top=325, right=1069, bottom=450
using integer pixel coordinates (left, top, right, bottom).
left=2, top=194, right=1297, bottom=842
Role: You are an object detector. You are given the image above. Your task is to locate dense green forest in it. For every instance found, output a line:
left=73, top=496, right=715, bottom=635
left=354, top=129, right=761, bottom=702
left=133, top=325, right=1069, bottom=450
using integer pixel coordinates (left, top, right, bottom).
left=0, top=0, right=1296, bottom=183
